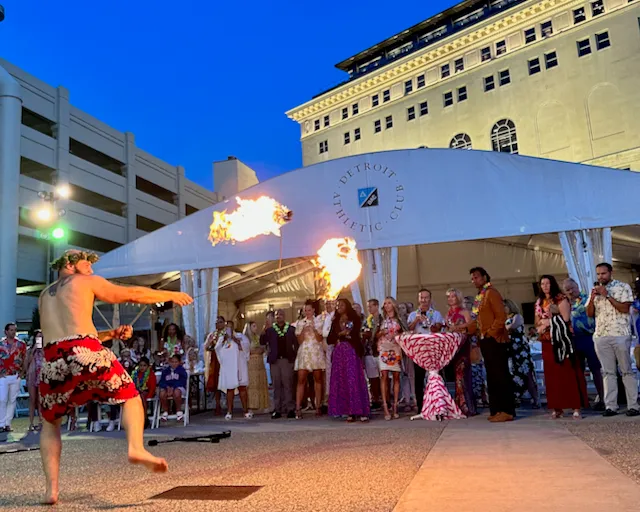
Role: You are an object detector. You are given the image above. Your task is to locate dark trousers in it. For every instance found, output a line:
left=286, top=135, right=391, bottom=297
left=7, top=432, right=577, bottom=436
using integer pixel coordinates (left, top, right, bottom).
left=480, top=337, right=515, bottom=416
left=414, top=364, right=427, bottom=411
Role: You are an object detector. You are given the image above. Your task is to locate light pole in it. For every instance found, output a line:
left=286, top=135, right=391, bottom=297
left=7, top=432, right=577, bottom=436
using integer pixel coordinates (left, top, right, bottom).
left=34, top=184, right=71, bottom=284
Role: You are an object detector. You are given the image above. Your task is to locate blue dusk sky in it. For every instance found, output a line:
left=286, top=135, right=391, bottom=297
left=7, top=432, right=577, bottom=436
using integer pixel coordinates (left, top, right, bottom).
left=0, top=0, right=455, bottom=190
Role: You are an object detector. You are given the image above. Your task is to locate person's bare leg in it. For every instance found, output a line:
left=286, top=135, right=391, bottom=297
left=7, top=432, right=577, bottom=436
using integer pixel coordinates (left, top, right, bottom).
left=381, top=371, right=390, bottom=418
left=313, top=370, right=323, bottom=411
left=173, top=389, right=183, bottom=412
left=40, top=418, right=62, bottom=504
left=123, top=397, right=168, bottom=472
left=238, top=386, right=248, bottom=413
left=295, top=370, right=308, bottom=411
left=214, top=390, right=222, bottom=415
left=393, top=373, right=401, bottom=417
left=28, top=385, right=37, bottom=429
left=159, top=389, right=169, bottom=413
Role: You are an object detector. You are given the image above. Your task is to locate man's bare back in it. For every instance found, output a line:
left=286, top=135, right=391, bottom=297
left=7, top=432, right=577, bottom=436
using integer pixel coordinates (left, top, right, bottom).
left=39, top=275, right=100, bottom=344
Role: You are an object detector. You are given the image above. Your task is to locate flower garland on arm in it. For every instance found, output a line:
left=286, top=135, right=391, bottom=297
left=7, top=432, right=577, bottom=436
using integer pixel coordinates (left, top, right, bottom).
left=471, top=282, right=493, bottom=317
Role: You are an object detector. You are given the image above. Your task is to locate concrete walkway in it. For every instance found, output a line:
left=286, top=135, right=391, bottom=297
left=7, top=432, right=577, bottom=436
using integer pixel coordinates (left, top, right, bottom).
left=394, top=418, right=640, bottom=512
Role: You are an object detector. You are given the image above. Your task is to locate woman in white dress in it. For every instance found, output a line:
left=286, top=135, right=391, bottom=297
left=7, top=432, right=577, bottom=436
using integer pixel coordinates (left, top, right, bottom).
left=377, top=297, right=406, bottom=421
left=215, top=324, right=251, bottom=420
left=294, top=301, right=325, bottom=419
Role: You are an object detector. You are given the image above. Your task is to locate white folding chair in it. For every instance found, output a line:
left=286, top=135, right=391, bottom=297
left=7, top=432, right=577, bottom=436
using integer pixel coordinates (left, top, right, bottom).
left=117, top=388, right=160, bottom=430
left=14, top=379, right=30, bottom=418
left=154, top=371, right=190, bottom=428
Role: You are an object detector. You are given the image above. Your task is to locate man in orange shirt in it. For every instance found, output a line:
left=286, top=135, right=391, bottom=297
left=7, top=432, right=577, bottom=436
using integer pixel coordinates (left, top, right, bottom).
left=469, top=267, right=515, bottom=422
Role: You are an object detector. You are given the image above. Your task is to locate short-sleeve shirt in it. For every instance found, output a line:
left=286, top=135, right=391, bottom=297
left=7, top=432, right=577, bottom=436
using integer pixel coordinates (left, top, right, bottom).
left=592, top=280, right=634, bottom=337
left=407, top=307, right=444, bottom=334
left=0, top=338, right=27, bottom=378
left=570, top=293, right=595, bottom=336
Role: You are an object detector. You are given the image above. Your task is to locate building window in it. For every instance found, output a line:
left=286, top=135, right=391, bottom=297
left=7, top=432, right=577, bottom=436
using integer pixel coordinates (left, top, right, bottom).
left=454, top=58, right=464, bottom=72
left=342, top=107, right=348, bottom=120
left=383, top=89, right=391, bottom=103
left=524, top=28, right=536, bottom=44
left=419, top=101, right=429, bottom=116
left=450, top=133, right=472, bottom=149
left=417, top=74, right=426, bottom=88
left=481, top=46, right=492, bottom=62
left=372, top=94, right=379, bottom=107
left=573, top=7, right=586, bottom=24
left=457, top=86, right=468, bottom=102
left=385, top=115, right=393, bottom=129
left=314, top=119, right=320, bottom=131
left=541, top=20, right=553, bottom=37
left=319, top=140, right=328, bottom=154
left=499, top=69, right=511, bottom=86
left=70, top=139, right=124, bottom=176
left=484, top=75, right=495, bottom=92
left=443, top=91, right=454, bottom=107
left=545, top=51, right=558, bottom=69
left=496, top=40, right=507, bottom=56
left=528, top=57, right=541, bottom=75
left=407, top=106, right=416, bottom=121
left=591, top=0, right=605, bottom=16
left=441, top=63, right=450, bottom=78
left=374, top=120, right=381, bottom=133
left=354, top=128, right=361, bottom=141
left=21, top=108, right=55, bottom=138
left=577, top=38, right=592, bottom=57
left=324, top=115, right=330, bottom=127
left=404, top=80, right=413, bottom=95
left=352, top=103, right=359, bottom=115
left=596, top=31, right=611, bottom=50
left=344, top=132, right=350, bottom=145
left=491, top=119, right=518, bottom=154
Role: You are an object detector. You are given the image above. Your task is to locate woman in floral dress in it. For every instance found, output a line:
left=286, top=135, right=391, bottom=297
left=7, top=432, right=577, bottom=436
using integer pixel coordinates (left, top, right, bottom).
left=327, top=298, right=370, bottom=422
left=504, top=299, right=540, bottom=408
left=25, top=330, right=45, bottom=431
left=377, top=297, right=406, bottom=420
left=243, top=321, right=271, bottom=413
left=445, top=289, right=477, bottom=417
left=294, top=301, right=325, bottom=418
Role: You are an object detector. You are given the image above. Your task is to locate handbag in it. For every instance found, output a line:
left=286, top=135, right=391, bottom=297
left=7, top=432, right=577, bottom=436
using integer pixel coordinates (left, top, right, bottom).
left=550, top=315, right=575, bottom=364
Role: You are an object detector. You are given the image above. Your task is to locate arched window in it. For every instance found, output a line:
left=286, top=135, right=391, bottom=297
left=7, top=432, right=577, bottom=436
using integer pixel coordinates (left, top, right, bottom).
left=491, top=119, right=518, bottom=154
left=449, top=133, right=472, bottom=149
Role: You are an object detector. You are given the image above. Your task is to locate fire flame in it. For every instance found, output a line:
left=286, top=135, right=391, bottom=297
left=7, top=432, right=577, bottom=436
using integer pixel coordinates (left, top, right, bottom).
left=314, top=237, right=362, bottom=300
left=209, top=196, right=293, bottom=246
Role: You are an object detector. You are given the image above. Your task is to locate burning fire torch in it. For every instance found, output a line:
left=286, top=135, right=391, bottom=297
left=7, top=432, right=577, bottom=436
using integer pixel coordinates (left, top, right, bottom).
left=314, top=237, right=362, bottom=300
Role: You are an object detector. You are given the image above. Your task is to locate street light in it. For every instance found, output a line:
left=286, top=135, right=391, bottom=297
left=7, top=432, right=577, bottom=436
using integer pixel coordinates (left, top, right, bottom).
left=34, top=184, right=72, bottom=283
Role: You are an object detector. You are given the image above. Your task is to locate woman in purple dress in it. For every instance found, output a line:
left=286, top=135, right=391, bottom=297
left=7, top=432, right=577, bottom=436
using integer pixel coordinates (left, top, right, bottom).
left=328, top=298, right=370, bottom=422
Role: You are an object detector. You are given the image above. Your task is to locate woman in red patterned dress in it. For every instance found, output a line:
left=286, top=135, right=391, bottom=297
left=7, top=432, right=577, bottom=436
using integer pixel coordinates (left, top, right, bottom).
left=444, top=289, right=477, bottom=417
left=535, top=275, right=588, bottom=419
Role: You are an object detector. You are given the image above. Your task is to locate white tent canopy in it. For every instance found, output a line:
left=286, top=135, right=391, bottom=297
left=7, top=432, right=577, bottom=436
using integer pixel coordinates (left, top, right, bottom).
left=93, top=149, right=640, bottom=343
left=95, top=148, right=640, bottom=279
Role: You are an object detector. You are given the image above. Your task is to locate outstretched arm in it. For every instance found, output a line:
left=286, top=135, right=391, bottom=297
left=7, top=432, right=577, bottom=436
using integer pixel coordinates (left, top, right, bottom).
left=88, top=276, right=193, bottom=306
left=97, top=325, right=133, bottom=343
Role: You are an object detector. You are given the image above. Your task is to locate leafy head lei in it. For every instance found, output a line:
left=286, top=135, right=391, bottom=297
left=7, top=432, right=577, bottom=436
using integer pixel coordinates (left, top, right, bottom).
left=50, top=250, right=100, bottom=271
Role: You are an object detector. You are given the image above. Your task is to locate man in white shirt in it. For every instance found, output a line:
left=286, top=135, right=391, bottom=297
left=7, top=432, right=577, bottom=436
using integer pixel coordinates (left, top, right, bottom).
left=587, top=263, right=639, bottom=417
left=407, top=289, right=444, bottom=412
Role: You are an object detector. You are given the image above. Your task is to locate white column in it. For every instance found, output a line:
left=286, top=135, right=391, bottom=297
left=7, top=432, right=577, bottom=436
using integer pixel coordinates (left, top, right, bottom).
left=180, top=270, right=196, bottom=341
left=123, top=132, right=137, bottom=242
left=0, top=65, right=22, bottom=323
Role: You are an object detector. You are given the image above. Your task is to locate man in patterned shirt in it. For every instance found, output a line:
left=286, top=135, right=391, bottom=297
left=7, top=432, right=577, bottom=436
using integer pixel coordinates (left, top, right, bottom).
left=587, top=263, right=639, bottom=417
left=0, top=323, right=27, bottom=433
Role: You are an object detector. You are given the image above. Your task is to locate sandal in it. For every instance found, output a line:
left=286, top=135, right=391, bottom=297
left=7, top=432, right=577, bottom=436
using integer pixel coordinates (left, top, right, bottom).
left=572, top=411, right=582, bottom=420
left=393, top=404, right=400, bottom=420
left=315, top=408, right=322, bottom=418
left=346, top=416, right=355, bottom=423
left=28, top=425, right=36, bottom=432
left=551, top=411, right=563, bottom=419
left=295, top=409, right=303, bottom=420
left=359, top=416, right=369, bottom=423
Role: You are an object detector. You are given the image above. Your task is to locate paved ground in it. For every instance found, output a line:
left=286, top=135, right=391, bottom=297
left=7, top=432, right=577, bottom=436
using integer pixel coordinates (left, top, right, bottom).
left=2, top=408, right=640, bottom=511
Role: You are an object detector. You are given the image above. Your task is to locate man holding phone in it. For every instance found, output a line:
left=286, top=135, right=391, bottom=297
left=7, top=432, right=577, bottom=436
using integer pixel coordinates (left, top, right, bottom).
left=587, top=263, right=639, bottom=417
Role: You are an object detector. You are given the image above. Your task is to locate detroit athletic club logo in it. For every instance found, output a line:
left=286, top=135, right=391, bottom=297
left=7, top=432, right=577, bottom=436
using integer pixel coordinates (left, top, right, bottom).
left=332, top=162, right=405, bottom=232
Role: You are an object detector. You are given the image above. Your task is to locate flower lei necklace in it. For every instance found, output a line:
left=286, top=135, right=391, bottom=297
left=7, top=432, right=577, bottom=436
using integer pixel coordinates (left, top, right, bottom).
left=472, top=283, right=492, bottom=316
left=366, top=314, right=374, bottom=329
left=273, top=322, right=290, bottom=337
left=133, top=368, right=150, bottom=391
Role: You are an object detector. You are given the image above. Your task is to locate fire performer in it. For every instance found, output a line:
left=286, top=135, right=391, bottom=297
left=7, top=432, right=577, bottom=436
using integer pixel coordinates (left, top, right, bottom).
left=37, top=250, right=193, bottom=505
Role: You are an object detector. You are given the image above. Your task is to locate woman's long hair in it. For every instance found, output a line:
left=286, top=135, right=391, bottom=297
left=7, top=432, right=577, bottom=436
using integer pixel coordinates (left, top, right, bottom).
left=242, top=321, right=258, bottom=342
left=382, top=296, right=407, bottom=332
left=163, top=323, right=183, bottom=342
left=537, top=275, right=562, bottom=303
left=330, top=298, right=363, bottom=357
left=504, top=298, right=521, bottom=316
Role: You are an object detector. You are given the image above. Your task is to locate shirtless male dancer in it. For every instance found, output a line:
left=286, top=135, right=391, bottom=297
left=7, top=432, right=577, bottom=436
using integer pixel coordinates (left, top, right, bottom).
left=38, top=249, right=193, bottom=504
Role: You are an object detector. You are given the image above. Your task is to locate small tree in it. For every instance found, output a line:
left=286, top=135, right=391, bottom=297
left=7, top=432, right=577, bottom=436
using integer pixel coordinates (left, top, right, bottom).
left=29, top=307, right=41, bottom=337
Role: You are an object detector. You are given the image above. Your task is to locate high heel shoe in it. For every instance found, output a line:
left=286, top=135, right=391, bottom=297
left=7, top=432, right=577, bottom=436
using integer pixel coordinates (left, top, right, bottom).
left=393, top=403, right=400, bottom=420
left=383, top=404, right=391, bottom=421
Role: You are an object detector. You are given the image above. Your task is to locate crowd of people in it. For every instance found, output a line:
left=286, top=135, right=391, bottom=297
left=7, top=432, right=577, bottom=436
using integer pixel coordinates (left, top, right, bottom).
left=1, top=263, right=639, bottom=432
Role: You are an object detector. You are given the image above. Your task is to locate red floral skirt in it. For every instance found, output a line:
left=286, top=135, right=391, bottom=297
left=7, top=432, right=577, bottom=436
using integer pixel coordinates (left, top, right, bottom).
left=39, top=335, right=139, bottom=423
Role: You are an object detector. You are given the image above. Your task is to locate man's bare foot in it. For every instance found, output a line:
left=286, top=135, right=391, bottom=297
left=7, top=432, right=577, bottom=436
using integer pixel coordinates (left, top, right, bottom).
left=128, top=449, right=168, bottom=473
left=42, top=488, right=58, bottom=505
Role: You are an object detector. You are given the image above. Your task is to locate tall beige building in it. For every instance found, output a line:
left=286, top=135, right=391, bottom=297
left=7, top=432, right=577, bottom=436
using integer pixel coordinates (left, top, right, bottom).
left=287, top=0, right=640, bottom=172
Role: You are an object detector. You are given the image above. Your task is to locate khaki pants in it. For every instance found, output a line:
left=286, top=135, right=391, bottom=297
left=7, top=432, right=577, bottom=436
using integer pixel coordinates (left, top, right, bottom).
left=593, top=336, right=639, bottom=411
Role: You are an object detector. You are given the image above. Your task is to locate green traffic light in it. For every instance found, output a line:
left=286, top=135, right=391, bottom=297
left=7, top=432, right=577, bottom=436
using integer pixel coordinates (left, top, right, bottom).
left=51, top=227, right=66, bottom=240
